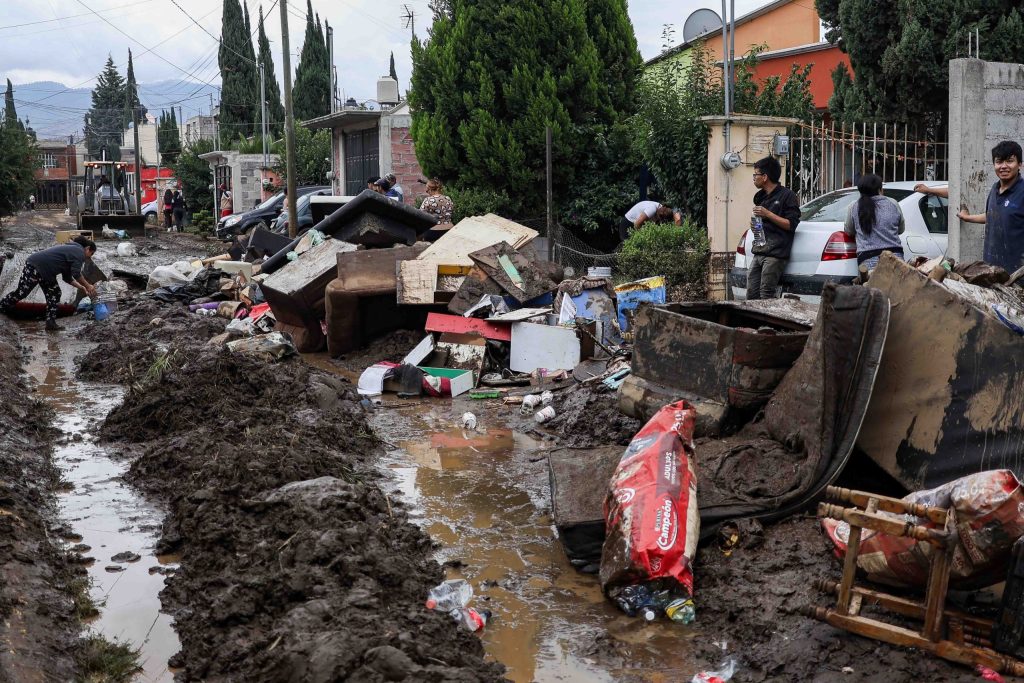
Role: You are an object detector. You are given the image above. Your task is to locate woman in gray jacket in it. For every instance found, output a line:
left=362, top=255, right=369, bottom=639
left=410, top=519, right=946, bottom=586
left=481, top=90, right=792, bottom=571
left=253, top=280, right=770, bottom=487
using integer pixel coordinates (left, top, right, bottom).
left=844, top=174, right=905, bottom=270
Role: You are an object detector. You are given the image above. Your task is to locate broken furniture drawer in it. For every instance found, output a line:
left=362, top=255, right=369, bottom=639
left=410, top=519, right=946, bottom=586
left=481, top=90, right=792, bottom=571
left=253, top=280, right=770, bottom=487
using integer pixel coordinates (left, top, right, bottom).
left=619, top=300, right=812, bottom=436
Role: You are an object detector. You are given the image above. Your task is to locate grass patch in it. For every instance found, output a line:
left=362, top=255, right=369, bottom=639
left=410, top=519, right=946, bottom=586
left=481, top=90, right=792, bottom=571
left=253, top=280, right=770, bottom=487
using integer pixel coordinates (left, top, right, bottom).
left=68, top=575, right=100, bottom=621
left=76, top=634, right=142, bottom=683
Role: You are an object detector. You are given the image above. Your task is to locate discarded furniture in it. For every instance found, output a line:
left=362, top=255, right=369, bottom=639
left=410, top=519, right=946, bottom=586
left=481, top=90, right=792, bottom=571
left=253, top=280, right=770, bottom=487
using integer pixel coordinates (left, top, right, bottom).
left=858, top=252, right=1024, bottom=489
left=549, top=446, right=624, bottom=568
left=808, top=485, right=1024, bottom=677
left=244, top=226, right=292, bottom=261
left=618, top=300, right=812, bottom=433
left=324, top=244, right=429, bottom=357
left=262, top=238, right=357, bottom=352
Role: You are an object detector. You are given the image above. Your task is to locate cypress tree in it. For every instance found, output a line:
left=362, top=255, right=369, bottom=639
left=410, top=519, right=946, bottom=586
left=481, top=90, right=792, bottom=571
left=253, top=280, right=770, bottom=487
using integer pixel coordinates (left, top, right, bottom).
left=125, top=49, right=146, bottom=127
left=389, top=51, right=398, bottom=83
left=219, top=0, right=259, bottom=137
left=4, top=79, right=16, bottom=125
left=84, top=56, right=127, bottom=160
left=409, top=0, right=605, bottom=213
left=0, top=113, right=36, bottom=219
left=257, top=5, right=286, bottom=136
left=584, top=0, right=642, bottom=121
left=292, top=0, right=330, bottom=121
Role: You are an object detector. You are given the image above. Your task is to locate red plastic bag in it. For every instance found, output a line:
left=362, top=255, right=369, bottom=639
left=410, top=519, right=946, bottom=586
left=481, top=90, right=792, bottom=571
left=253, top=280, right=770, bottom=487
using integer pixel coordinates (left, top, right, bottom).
left=822, top=469, right=1024, bottom=588
left=600, top=400, right=699, bottom=597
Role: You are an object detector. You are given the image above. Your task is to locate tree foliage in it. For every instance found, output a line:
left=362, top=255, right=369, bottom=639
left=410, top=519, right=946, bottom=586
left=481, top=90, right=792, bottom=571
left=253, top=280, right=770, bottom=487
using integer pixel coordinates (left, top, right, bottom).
left=389, top=51, right=398, bottom=84
left=410, top=0, right=638, bottom=223
left=817, top=0, right=1024, bottom=124
left=0, top=109, right=36, bottom=220
left=635, top=44, right=814, bottom=220
left=4, top=79, right=18, bottom=126
left=219, top=0, right=259, bottom=137
left=158, top=109, right=181, bottom=162
left=275, top=126, right=330, bottom=186
left=292, top=0, right=330, bottom=121
left=84, top=56, right=127, bottom=161
left=171, top=139, right=215, bottom=215
left=257, top=5, right=285, bottom=136
left=125, top=49, right=146, bottom=127
left=584, top=0, right=642, bottom=122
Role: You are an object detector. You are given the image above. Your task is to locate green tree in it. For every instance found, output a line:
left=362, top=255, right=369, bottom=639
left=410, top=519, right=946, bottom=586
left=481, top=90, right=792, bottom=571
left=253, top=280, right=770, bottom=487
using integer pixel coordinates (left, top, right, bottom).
left=219, top=0, right=259, bottom=137
left=292, top=0, right=331, bottom=121
left=84, top=56, right=127, bottom=161
left=817, top=0, right=1024, bottom=125
left=584, top=0, right=642, bottom=122
left=158, top=110, right=181, bottom=162
left=0, top=114, right=36, bottom=220
left=389, top=51, right=398, bottom=83
left=410, top=0, right=608, bottom=217
left=171, top=138, right=215, bottom=215
left=4, top=79, right=17, bottom=125
left=275, top=126, right=330, bottom=185
left=257, top=5, right=285, bottom=136
left=124, top=49, right=146, bottom=128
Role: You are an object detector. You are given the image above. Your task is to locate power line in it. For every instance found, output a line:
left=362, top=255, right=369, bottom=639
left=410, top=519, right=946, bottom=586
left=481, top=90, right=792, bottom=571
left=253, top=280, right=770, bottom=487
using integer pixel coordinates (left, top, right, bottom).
left=0, top=0, right=158, bottom=30
left=169, top=0, right=258, bottom=66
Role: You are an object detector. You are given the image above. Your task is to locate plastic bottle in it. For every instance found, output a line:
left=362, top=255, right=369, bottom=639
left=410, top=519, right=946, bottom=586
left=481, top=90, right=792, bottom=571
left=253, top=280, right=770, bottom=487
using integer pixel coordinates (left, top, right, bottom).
left=461, top=412, right=477, bottom=430
left=665, top=597, right=696, bottom=624
left=540, top=390, right=554, bottom=405
left=534, top=406, right=556, bottom=424
left=751, top=214, right=766, bottom=248
left=452, top=607, right=491, bottom=632
left=520, top=394, right=542, bottom=415
left=425, top=579, right=473, bottom=612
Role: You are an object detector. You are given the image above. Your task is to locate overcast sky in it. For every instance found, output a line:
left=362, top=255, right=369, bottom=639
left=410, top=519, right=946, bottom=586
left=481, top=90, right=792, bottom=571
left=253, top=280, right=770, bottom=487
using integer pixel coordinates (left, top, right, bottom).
left=1, top=0, right=770, bottom=133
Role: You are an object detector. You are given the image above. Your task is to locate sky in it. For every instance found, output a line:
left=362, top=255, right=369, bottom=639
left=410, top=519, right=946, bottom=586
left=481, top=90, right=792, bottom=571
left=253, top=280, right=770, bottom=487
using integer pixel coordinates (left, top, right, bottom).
left=0, top=0, right=772, bottom=135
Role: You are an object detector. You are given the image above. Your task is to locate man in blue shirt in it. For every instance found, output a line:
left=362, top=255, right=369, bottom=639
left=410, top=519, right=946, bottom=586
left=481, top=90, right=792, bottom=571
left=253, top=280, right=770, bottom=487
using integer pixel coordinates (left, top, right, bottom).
left=958, top=140, right=1024, bottom=273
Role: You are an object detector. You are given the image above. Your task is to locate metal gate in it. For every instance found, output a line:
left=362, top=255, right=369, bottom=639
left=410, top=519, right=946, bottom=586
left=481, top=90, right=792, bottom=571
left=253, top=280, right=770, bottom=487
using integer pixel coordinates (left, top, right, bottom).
left=786, top=119, right=949, bottom=203
left=34, top=181, right=69, bottom=210
left=344, top=127, right=379, bottom=196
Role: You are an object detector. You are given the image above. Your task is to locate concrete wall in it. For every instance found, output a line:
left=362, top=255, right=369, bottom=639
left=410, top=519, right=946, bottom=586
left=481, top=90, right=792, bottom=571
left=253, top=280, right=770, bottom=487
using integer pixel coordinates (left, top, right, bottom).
left=948, top=59, right=1024, bottom=261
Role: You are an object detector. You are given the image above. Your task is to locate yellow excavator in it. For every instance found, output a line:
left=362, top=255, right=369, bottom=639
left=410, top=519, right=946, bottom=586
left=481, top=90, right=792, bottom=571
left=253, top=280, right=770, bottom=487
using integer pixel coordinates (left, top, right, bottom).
left=76, top=158, right=148, bottom=236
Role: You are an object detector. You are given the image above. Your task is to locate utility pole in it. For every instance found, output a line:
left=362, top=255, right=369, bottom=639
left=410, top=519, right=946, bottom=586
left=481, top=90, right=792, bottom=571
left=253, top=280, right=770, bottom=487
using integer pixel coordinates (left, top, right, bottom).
left=546, top=126, right=553, bottom=261
left=280, top=0, right=299, bottom=238
left=327, top=22, right=337, bottom=189
left=260, top=61, right=268, bottom=175
left=133, top=107, right=142, bottom=217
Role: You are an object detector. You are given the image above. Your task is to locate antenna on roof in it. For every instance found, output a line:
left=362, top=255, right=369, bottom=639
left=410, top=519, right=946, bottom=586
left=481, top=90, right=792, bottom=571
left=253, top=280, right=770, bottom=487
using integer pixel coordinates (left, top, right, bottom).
left=682, top=8, right=723, bottom=43
left=401, top=4, right=415, bottom=39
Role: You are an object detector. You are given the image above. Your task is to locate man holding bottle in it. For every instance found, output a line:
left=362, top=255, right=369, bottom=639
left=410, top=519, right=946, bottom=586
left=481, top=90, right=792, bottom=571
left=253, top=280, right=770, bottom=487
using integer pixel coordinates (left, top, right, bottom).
left=746, top=156, right=801, bottom=299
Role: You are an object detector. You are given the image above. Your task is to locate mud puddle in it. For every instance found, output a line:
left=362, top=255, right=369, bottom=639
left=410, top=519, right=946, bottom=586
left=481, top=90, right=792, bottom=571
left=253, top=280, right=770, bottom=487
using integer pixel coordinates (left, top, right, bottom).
left=21, top=322, right=180, bottom=681
left=370, top=401, right=694, bottom=683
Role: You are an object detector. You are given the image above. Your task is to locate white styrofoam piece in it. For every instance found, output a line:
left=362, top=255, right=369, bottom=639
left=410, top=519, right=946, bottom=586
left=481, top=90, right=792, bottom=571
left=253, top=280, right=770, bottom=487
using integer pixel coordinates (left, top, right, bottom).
left=510, top=322, right=581, bottom=373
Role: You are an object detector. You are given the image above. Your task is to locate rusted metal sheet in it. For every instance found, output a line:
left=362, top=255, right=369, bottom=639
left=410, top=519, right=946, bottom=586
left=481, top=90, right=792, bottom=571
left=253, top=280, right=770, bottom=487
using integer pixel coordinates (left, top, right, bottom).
left=620, top=301, right=811, bottom=433
left=858, top=253, right=1024, bottom=490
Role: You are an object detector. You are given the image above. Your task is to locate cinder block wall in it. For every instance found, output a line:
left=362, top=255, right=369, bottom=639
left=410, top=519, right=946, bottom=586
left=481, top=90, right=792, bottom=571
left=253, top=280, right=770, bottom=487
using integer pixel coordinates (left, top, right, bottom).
left=948, top=59, right=1024, bottom=261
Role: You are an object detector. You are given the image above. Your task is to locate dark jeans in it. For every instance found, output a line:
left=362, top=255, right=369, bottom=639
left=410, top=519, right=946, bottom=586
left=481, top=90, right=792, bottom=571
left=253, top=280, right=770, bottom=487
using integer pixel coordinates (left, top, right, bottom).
left=618, top=216, right=633, bottom=241
left=0, top=263, right=62, bottom=322
left=746, top=255, right=786, bottom=300
left=173, top=209, right=185, bottom=231
left=163, top=210, right=173, bottom=229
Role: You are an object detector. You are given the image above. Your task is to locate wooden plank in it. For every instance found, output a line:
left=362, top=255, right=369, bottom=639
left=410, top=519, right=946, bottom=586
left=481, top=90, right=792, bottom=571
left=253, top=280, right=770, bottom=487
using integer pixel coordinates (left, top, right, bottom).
left=397, top=260, right=439, bottom=305
left=837, top=498, right=874, bottom=615
left=487, top=308, right=551, bottom=322
left=826, top=486, right=949, bottom=524
left=416, top=214, right=538, bottom=266
left=425, top=312, right=512, bottom=342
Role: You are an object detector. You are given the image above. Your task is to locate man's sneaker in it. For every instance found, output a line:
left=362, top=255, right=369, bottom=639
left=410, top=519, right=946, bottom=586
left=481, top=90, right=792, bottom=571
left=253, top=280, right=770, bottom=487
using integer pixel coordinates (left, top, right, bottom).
left=45, top=319, right=63, bottom=332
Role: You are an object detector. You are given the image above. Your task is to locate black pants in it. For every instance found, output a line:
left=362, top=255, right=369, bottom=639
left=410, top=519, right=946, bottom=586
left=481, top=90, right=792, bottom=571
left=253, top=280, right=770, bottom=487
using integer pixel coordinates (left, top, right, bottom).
left=618, top=216, right=633, bottom=241
left=163, top=210, right=173, bottom=229
left=0, top=263, right=62, bottom=322
left=173, top=209, right=184, bottom=231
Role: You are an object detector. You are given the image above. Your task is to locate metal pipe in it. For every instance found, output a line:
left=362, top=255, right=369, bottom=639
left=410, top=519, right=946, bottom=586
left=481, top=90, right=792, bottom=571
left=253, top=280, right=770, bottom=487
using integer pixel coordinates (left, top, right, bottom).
left=729, top=0, right=736, bottom=113
left=722, top=0, right=730, bottom=119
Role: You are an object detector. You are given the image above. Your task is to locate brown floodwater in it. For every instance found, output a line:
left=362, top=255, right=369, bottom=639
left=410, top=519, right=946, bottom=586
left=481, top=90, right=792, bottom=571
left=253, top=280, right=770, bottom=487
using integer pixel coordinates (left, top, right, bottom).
left=369, top=399, right=696, bottom=682
left=21, top=322, right=180, bottom=682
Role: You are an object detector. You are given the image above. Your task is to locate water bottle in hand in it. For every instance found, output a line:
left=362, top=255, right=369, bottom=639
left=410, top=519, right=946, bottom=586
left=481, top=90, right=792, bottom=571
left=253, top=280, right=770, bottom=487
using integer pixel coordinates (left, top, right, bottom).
left=751, top=214, right=766, bottom=248
left=425, top=579, right=473, bottom=612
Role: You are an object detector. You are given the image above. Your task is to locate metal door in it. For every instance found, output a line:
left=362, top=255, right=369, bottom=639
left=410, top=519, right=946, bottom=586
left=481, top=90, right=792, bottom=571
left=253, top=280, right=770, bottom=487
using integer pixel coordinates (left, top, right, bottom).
left=344, top=127, right=379, bottom=196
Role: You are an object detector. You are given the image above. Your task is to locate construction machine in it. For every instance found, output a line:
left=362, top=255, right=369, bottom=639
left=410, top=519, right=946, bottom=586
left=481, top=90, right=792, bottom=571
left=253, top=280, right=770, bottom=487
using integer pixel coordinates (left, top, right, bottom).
left=76, top=159, right=148, bottom=236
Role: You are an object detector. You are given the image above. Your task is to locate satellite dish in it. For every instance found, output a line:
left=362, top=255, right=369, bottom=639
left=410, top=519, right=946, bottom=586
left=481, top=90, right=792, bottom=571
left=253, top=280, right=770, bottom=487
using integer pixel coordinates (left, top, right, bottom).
left=682, top=8, right=723, bottom=43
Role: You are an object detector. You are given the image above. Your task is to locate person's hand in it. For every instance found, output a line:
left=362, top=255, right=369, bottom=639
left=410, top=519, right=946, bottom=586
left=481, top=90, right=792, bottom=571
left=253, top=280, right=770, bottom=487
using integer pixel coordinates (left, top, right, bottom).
left=914, top=183, right=930, bottom=194
left=86, top=285, right=97, bottom=299
left=956, top=208, right=970, bottom=221
left=752, top=206, right=770, bottom=218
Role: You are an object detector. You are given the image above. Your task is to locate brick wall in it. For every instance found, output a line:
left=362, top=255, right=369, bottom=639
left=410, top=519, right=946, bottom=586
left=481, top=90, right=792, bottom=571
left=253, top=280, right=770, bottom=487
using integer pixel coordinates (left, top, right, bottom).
left=389, top=127, right=425, bottom=206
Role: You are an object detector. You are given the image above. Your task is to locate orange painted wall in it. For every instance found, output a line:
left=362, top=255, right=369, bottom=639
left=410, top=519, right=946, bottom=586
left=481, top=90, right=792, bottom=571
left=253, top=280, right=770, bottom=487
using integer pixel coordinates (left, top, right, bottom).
left=752, top=46, right=851, bottom=109
left=704, top=2, right=820, bottom=61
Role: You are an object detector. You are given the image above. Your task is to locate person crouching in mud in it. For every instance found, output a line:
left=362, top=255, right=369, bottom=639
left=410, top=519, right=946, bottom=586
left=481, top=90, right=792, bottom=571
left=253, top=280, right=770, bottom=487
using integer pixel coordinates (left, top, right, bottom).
left=0, top=236, right=98, bottom=332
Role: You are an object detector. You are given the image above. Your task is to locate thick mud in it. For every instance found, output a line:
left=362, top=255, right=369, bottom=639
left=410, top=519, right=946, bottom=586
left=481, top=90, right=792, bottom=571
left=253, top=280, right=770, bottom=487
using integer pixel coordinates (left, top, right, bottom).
left=91, top=303, right=505, bottom=681
left=0, top=319, right=79, bottom=683
left=543, top=382, right=641, bottom=448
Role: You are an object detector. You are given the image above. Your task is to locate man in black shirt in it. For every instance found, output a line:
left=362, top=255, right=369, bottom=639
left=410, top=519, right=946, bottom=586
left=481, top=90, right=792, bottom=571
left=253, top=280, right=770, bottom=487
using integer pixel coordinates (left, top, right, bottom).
left=746, top=156, right=801, bottom=299
left=0, top=236, right=97, bottom=331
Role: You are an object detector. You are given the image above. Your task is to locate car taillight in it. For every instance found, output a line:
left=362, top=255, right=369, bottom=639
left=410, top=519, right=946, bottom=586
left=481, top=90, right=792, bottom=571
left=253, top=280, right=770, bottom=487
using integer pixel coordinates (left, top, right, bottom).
left=737, top=229, right=748, bottom=256
left=821, top=230, right=857, bottom=261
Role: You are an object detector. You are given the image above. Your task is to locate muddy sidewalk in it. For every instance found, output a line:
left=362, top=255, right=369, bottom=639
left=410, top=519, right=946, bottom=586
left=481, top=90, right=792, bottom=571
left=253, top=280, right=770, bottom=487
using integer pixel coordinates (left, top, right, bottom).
left=85, top=301, right=506, bottom=681
left=0, top=318, right=79, bottom=682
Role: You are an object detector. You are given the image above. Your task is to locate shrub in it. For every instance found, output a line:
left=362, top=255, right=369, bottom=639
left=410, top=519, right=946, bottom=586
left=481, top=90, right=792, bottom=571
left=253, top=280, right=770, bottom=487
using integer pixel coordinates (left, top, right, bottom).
left=616, top=219, right=710, bottom=300
left=189, top=209, right=214, bottom=233
left=446, top=185, right=520, bottom=224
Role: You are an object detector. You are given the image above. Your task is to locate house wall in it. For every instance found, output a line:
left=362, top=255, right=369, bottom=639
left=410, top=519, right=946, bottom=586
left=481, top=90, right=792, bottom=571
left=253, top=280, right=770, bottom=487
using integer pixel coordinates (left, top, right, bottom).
left=703, top=2, right=820, bottom=62
left=750, top=46, right=850, bottom=110
left=34, top=144, right=76, bottom=181
left=948, top=59, right=1024, bottom=262
left=385, top=125, right=425, bottom=206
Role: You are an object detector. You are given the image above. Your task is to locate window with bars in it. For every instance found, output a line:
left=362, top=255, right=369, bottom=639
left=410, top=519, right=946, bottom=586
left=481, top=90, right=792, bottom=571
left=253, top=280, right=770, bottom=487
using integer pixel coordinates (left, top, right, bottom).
left=41, top=153, right=58, bottom=168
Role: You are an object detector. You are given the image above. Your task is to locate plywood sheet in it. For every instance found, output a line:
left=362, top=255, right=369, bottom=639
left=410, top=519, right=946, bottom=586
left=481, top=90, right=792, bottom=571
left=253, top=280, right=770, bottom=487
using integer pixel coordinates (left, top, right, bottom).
left=397, top=260, right=439, bottom=305
left=415, top=214, right=538, bottom=266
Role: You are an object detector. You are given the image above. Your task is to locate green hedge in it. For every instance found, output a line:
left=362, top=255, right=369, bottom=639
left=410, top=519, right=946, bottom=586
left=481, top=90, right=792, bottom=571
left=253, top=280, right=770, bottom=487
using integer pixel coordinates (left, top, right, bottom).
left=616, top=219, right=710, bottom=300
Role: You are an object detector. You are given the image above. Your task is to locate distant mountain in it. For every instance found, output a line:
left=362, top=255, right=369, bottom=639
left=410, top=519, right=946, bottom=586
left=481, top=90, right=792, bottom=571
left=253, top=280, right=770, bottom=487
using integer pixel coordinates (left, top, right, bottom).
left=12, top=79, right=220, bottom=140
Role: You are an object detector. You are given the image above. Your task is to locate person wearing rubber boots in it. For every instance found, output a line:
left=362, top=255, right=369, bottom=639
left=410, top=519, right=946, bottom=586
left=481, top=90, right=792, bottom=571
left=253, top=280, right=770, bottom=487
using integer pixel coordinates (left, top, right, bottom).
left=0, top=236, right=98, bottom=332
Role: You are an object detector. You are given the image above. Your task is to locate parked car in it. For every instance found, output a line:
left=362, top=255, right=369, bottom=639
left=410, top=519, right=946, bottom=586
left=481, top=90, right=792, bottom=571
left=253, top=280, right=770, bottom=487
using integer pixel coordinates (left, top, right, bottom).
left=270, top=188, right=341, bottom=235
left=730, top=181, right=948, bottom=301
left=141, top=199, right=159, bottom=223
left=215, top=185, right=330, bottom=239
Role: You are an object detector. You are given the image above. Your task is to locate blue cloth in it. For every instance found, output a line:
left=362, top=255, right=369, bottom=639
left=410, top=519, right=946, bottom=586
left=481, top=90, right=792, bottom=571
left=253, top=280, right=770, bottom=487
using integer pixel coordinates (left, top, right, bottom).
left=984, top=173, right=1024, bottom=272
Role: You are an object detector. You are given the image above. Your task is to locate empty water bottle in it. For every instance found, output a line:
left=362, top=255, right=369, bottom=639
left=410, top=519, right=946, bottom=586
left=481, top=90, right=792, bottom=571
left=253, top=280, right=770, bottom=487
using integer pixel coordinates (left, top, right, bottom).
left=452, top=607, right=491, bottom=632
left=425, top=579, right=473, bottom=612
left=751, top=214, right=767, bottom=248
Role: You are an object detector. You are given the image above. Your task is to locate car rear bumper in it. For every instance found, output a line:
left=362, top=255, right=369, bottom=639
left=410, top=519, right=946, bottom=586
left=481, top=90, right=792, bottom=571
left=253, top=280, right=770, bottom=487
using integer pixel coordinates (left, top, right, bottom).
left=729, top=267, right=856, bottom=297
